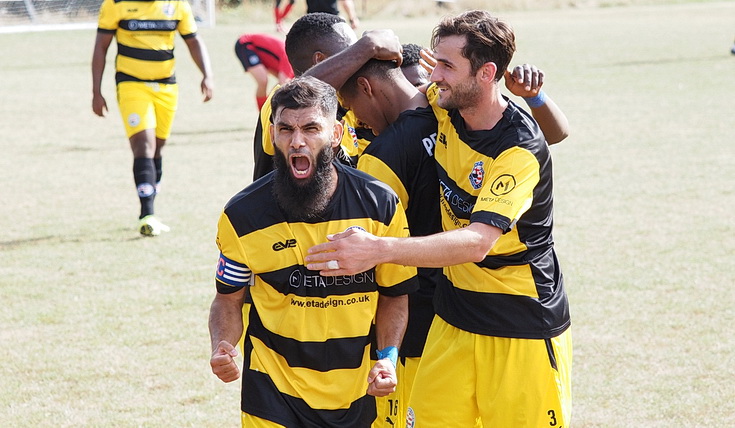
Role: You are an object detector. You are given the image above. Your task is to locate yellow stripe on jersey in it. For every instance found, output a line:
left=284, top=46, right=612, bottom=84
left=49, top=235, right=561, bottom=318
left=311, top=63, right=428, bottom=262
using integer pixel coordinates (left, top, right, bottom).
left=97, top=0, right=197, bottom=82
left=357, top=153, right=409, bottom=209
left=445, top=262, right=539, bottom=298
left=248, top=335, right=371, bottom=410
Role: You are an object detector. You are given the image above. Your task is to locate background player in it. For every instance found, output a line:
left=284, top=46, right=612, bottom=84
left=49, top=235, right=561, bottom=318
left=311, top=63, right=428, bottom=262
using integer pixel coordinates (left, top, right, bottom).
left=273, top=0, right=295, bottom=33
left=306, top=0, right=360, bottom=29
left=91, top=0, right=213, bottom=236
left=235, top=33, right=294, bottom=109
left=208, top=76, right=417, bottom=427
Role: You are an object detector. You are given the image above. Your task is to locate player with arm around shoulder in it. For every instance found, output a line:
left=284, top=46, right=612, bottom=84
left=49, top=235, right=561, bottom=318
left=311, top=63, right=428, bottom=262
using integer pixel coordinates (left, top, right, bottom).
left=307, top=11, right=572, bottom=428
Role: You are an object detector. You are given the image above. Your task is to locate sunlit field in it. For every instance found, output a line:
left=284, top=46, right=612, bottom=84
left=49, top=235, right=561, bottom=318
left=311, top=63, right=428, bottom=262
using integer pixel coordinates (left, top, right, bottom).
left=1, top=1, right=734, bottom=426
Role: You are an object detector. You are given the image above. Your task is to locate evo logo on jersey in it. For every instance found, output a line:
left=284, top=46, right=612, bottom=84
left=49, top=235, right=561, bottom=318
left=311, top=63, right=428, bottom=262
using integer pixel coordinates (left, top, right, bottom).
left=272, top=239, right=297, bottom=251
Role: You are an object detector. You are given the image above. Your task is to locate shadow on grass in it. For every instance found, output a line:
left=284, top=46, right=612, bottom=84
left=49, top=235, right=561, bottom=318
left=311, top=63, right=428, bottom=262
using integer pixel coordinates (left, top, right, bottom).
left=0, top=228, right=151, bottom=250
left=605, top=54, right=729, bottom=68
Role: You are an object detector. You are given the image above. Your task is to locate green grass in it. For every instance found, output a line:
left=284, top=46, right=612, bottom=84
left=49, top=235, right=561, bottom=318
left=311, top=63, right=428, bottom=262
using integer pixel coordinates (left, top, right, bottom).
left=1, top=1, right=734, bottom=426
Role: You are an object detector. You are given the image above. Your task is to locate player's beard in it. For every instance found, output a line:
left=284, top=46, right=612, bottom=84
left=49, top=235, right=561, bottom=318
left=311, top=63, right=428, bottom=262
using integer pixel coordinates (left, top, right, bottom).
left=272, top=144, right=335, bottom=221
left=438, top=74, right=482, bottom=110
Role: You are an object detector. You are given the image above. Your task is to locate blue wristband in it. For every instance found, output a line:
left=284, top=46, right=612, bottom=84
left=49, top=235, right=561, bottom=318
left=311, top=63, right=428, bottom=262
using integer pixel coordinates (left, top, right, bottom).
left=523, top=90, right=546, bottom=108
left=376, top=346, right=398, bottom=368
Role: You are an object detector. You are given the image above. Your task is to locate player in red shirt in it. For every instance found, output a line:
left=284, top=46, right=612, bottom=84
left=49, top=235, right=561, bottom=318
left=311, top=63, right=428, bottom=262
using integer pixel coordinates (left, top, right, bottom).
left=235, top=33, right=295, bottom=109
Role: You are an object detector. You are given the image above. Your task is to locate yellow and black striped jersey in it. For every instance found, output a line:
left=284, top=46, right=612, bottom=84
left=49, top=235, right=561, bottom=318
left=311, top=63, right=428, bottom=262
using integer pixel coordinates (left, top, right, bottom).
left=215, top=161, right=418, bottom=426
left=356, top=106, right=442, bottom=358
left=97, top=0, right=197, bottom=84
left=426, top=83, right=570, bottom=340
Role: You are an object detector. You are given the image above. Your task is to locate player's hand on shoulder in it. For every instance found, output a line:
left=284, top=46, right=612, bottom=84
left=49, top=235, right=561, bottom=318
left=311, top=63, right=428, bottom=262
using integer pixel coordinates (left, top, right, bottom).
left=210, top=340, right=240, bottom=383
left=504, top=63, right=544, bottom=98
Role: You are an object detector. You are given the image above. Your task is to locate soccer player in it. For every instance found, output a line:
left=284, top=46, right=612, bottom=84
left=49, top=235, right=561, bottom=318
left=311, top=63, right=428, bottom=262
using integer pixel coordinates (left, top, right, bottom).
left=306, top=0, right=360, bottom=29
left=209, top=76, right=417, bottom=427
left=251, top=12, right=385, bottom=181
left=306, top=10, right=572, bottom=427
left=235, top=33, right=294, bottom=109
left=400, top=43, right=431, bottom=87
left=91, top=0, right=213, bottom=236
left=273, top=0, right=295, bottom=33
left=338, top=58, right=442, bottom=427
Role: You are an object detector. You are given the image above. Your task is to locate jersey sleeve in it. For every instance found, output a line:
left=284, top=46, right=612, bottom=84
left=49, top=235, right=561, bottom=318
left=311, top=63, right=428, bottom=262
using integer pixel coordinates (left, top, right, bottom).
left=471, top=146, right=539, bottom=233
left=96, top=0, right=118, bottom=31
left=176, top=0, right=198, bottom=38
left=357, top=153, right=409, bottom=209
left=215, top=212, right=252, bottom=294
left=260, top=87, right=278, bottom=156
left=375, top=200, right=418, bottom=297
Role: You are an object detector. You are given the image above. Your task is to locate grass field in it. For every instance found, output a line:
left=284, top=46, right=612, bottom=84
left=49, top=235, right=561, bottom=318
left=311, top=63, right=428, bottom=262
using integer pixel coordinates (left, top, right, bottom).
left=2, top=1, right=735, bottom=426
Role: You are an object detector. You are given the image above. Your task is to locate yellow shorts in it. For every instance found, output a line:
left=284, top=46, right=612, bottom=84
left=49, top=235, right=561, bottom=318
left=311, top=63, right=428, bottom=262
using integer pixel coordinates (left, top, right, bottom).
left=406, top=316, right=572, bottom=428
left=116, top=81, right=178, bottom=139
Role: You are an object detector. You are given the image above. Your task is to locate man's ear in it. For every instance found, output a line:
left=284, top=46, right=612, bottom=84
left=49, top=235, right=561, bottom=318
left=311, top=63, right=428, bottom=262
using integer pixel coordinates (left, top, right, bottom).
left=356, top=76, right=373, bottom=97
left=313, top=51, right=327, bottom=65
left=332, top=119, right=344, bottom=148
left=478, top=61, right=499, bottom=84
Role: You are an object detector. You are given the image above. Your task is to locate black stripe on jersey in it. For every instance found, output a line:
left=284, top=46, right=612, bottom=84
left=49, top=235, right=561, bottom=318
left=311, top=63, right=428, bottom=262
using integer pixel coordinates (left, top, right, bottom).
left=437, top=166, right=476, bottom=220
left=242, top=42, right=281, bottom=63
left=260, top=266, right=378, bottom=298
left=241, top=355, right=377, bottom=427
left=97, top=28, right=116, bottom=34
left=119, top=19, right=179, bottom=32
left=434, top=272, right=571, bottom=339
left=115, top=71, right=176, bottom=84
left=117, top=43, right=174, bottom=62
left=248, top=307, right=371, bottom=371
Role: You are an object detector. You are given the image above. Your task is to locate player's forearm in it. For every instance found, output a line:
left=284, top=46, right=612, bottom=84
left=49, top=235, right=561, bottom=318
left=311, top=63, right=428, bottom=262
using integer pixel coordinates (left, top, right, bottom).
left=208, top=294, right=244, bottom=351
left=186, top=36, right=213, bottom=79
left=378, top=223, right=501, bottom=268
left=374, top=294, right=407, bottom=350
left=526, top=95, right=569, bottom=145
left=91, top=34, right=112, bottom=94
left=302, top=38, right=375, bottom=90
left=340, top=0, right=358, bottom=25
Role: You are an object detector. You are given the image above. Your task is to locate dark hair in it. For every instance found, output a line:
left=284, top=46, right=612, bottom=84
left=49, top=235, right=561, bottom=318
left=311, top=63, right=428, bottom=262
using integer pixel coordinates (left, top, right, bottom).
left=285, top=12, right=350, bottom=76
left=401, top=43, right=423, bottom=68
left=340, top=59, right=400, bottom=97
left=271, top=76, right=339, bottom=120
left=431, top=10, right=515, bottom=80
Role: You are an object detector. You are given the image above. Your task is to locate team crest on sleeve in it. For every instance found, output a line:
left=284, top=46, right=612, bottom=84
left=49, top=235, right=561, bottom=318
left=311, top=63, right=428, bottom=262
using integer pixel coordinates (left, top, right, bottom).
left=469, top=161, right=485, bottom=190
left=215, top=253, right=251, bottom=288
